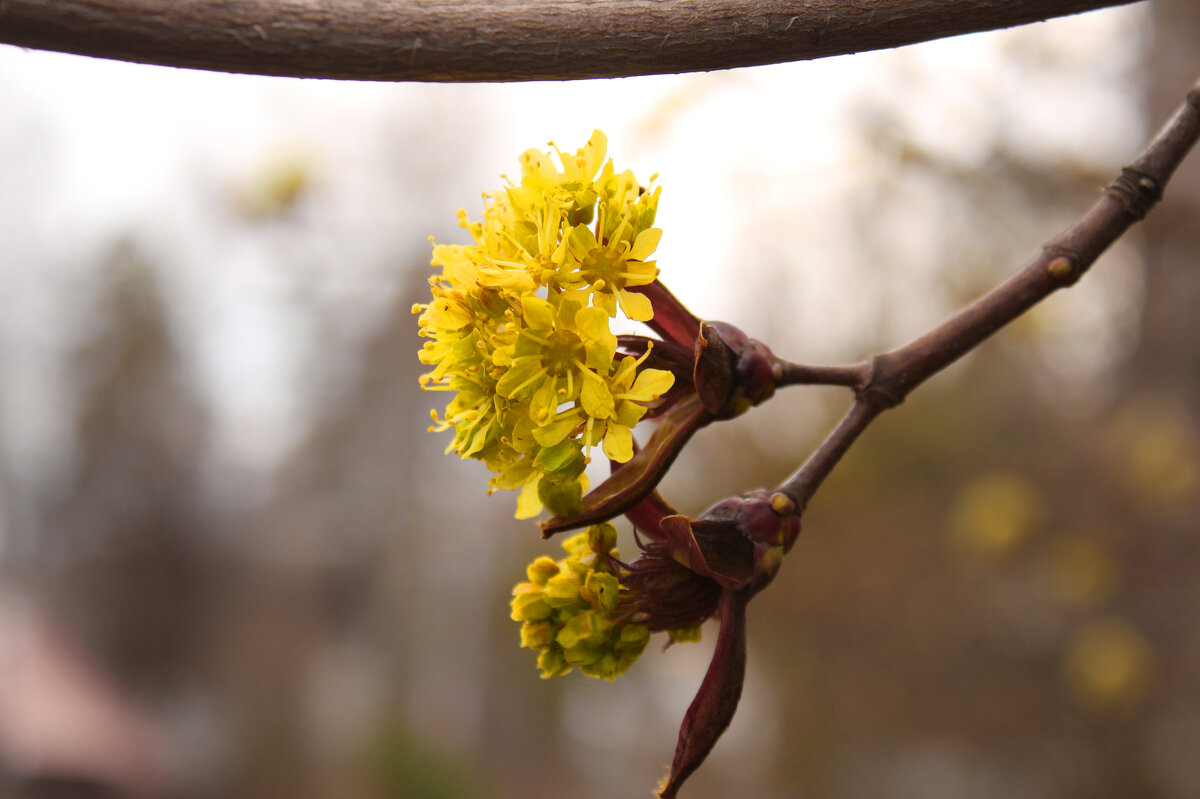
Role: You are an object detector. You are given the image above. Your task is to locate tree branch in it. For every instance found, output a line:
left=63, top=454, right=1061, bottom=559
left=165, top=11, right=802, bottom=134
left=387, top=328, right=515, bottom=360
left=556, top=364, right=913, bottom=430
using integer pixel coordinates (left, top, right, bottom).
left=1, top=0, right=1140, bottom=83
left=780, top=74, right=1200, bottom=511
left=774, top=360, right=870, bottom=389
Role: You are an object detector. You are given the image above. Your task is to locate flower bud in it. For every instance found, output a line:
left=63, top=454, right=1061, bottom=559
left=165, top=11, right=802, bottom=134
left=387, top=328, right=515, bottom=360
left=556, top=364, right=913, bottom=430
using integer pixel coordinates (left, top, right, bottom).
left=512, top=524, right=652, bottom=680
left=510, top=588, right=552, bottom=621
left=526, top=556, right=560, bottom=585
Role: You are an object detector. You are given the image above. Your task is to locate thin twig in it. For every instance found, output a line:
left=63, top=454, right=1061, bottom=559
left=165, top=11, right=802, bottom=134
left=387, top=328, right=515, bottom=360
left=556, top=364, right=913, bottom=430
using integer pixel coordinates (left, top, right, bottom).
left=779, top=398, right=883, bottom=510
left=0, top=0, right=1140, bottom=82
left=773, top=359, right=871, bottom=389
left=779, top=75, right=1200, bottom=511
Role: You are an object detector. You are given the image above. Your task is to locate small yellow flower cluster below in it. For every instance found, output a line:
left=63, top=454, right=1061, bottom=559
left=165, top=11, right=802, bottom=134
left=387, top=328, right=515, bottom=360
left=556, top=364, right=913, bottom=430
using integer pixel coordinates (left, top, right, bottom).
left=415, top=130, right=675, bottom=519
left=510, top=523, right=650, bottom=680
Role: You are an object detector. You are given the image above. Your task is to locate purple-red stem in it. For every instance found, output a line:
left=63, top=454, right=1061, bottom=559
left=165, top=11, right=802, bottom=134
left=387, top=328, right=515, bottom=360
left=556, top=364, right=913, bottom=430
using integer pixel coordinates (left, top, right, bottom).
left=779, top=75, right=1200, bottom=511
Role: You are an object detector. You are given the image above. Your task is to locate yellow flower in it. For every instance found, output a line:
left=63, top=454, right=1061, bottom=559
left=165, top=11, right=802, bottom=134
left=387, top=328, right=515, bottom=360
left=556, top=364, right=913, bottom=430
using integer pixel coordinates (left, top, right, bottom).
left=597, top=349, right=676, bottom=463
left=495, top=296, right=616, bottom=433
left=567, top=220, right=660, bottom=321
left=415, top=131, right=674, bottom=518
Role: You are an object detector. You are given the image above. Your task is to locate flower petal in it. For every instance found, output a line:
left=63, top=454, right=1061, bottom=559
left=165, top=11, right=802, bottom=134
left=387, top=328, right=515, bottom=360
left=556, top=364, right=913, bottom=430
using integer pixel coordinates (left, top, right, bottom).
left=628, top=227, right=662, bottom=261
left=567, top=224, right=598, bottom=261
left=577, top=306, right=618, bottom=368
left=582, top=130, right=608, bottom=177
left=629, top=368, right=675, bottom=400
left=602, top=424, right=634, bottom=463
left=515, top=476, right=543, bottom=519
left=532, top=413, right=581, bottom=448
left=425, top=297, right=472, bottom=330
left=521, top=295, right=556, bottom=329
left=495, top=356, right=543, bottom=398
left=617, top=288, right=654, bottom=322
left=530, top=379, right=559, bottom=425
left=581, top=378, right=615, bottom=420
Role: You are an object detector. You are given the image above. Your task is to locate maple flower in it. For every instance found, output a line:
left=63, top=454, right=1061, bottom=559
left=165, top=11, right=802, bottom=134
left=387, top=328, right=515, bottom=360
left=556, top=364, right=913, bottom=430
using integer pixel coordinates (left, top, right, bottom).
left=540, top=285, right=788, bottom=537
left=510, top=514, right=720, bottom=682
left=599, top=350, right=676, bottom=462
left=415, top=131, right=674, bottom=518
left=567, top=210, right=661, bottom=321
left=509, top=480, right=801, bottom=744
left=510, top=523, right=651, bottom=680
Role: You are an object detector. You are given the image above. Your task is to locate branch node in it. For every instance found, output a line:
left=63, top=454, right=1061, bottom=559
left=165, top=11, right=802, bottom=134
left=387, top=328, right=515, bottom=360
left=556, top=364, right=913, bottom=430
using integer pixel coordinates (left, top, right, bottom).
left=1042, top=248, right=1083, bottom=286
left=1104, top=167, right=1163, bottom=220
left=857, top=355, right=906, bottom=410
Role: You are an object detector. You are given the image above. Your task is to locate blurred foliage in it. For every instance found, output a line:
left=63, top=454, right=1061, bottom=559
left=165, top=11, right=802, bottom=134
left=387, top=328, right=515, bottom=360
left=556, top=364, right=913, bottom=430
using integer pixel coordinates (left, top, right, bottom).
left=1043, top=534, right=1119, bottom=607
left=365, top=719, right=484, bottom=799
left=947, top=472, right=1047, bottom=560
left=1062, top=617, right=1155, bottom=713
left=235, top=152, right=315, bottom=220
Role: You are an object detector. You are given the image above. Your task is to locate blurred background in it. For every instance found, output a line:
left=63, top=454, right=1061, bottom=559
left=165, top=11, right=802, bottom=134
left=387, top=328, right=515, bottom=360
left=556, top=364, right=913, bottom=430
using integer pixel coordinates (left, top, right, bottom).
left=1, top=2, right=1198, bottom=797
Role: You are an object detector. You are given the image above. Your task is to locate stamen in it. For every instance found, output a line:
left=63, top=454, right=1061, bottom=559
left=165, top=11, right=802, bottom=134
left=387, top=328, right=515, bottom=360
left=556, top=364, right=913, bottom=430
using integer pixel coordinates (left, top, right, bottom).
left=510, top=367, right=550, bottom=396
left=574, top=360, right=605, bottom=381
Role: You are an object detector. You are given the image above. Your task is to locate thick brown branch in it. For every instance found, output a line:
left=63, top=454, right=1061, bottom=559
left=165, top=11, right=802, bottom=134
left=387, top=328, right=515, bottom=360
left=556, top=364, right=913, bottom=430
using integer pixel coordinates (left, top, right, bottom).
left=0, top=0, right=1139, bottom=83
left=780, top=74, right=1200, bottom=510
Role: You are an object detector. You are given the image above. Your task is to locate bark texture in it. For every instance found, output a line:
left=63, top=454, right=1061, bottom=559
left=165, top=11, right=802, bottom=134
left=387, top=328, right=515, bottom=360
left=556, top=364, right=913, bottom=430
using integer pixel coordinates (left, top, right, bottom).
left=1, top=0, right=1139, bottom=82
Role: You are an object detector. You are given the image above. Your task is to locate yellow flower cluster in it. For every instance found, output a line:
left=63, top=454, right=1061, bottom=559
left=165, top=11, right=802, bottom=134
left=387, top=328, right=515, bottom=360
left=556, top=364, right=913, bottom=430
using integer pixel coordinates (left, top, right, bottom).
left=510, top=523, right=650, bottom=680
left=415, top=130, right=675, bottom=519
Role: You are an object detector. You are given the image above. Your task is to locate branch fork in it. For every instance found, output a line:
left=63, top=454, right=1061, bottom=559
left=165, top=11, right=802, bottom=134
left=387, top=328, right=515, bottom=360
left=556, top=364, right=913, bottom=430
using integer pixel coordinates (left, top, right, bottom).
left=538, top=74, right=1200, bottom=798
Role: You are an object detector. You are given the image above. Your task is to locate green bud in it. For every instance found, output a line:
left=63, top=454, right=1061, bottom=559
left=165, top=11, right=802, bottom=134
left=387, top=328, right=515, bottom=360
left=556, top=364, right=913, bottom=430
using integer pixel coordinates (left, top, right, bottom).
left=539, top=473, right=583, bottom=518
left=559, top=610, right=614, bottom=650
left=579, top=652, right=620, bottom=681
left=555, top=612, right=590, bottom=650
left=583, top=572, right=621, bottom=611
left=520, top=621, right=555, bottom=650
left=564, top=552, right=596, bottom=575
left=563, top=643, right=605, bottom=667
left=617, top=623, right=651, bottom=650
left=543, top=571, right=583, bottom=606
left=510, top=589, right=552, bottom=621
left=526, top=556, right=560, bottom=585
left=538, top=649, right=571, bottom=679
left=667, top=625, right=702, bottom=644
left=587, top=522, right=618, bottom=554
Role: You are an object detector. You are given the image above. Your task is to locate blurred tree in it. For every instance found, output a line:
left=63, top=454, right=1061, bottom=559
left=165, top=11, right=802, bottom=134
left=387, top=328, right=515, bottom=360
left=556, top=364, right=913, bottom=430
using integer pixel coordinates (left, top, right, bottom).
left=31, top=242, right=212, bottom=695
left=1136, top=0, right=1200, bottom=406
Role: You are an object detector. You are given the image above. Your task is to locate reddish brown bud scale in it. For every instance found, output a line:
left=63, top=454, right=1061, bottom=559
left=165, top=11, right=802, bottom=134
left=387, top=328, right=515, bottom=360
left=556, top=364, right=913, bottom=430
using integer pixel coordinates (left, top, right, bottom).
left=544, top=290, right=785, bottom=536
left=657, top=588, right=749, bottom=799
left=617, top=486, right=802, bottom=797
